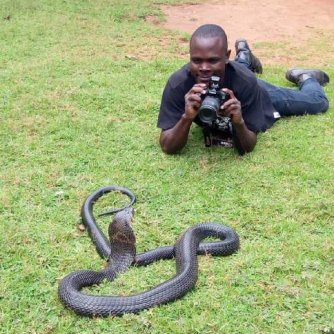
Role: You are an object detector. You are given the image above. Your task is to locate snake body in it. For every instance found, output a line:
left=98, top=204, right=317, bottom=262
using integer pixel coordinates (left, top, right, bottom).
left=58, top=186, right=240, bottom=316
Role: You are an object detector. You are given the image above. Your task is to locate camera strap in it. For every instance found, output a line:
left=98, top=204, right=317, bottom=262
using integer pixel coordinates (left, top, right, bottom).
left=202, top=126, right=212, bottom=147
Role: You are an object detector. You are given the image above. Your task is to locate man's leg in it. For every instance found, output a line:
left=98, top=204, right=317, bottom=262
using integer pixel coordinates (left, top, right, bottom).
left=257, top=75, right=329, bottom=116
left=234, top=39, right=329, bottom=116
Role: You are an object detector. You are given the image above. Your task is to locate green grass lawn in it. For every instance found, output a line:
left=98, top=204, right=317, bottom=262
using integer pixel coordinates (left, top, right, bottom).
left=0, top=1, right=333, bottom=333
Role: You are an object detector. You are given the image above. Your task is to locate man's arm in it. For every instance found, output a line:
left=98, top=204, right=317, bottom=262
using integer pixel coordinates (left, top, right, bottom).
left=159, top=114, right=193, bottom=154
left=232, top=120, right=257, bottom=153
left=159, top=83, right=206, bottom=154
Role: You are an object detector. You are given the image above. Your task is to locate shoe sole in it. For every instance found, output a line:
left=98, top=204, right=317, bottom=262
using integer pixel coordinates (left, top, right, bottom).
left=235, top=39, right=249, bottom=53
left=235, top=39, right=263, bottom=73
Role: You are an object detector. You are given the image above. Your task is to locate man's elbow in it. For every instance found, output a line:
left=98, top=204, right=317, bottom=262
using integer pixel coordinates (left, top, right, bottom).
left=159, top=141, right=179, bottom=154
left=159, top=131, right=179, bottom=154
left=243, top=137, right=257, bottom=153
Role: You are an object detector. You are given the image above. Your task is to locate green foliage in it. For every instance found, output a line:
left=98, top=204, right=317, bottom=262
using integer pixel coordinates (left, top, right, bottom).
left=0, top=1, right=333, bottom=333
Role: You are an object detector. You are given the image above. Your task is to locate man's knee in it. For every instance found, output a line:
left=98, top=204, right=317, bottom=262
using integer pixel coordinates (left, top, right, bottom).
left=320, top=97, right=329, bottom=113
left=311, top=94, right=329, bottom=114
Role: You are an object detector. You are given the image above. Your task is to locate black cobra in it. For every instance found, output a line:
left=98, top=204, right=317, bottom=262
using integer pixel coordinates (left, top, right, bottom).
left=58, top=186, right=240, bottom=317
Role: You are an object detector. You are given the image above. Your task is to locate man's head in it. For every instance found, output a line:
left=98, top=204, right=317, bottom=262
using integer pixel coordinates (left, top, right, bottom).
left=189, top=24, right=231, bottom=84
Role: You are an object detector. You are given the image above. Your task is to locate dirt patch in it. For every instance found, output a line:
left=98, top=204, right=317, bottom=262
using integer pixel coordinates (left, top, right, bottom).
left=156, top=0, right=334, bottom=66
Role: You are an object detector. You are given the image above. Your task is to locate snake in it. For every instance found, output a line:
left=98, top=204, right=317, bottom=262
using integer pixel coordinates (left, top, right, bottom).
left=58, top=186, right=240, bottom=317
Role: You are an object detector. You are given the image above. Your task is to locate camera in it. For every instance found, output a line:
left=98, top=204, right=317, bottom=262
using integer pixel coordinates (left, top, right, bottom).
left=198, top=76, right=230, bottom=124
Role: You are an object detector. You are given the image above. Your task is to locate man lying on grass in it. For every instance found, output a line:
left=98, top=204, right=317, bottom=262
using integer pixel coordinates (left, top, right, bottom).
left=157, top=24, right=330, bottom=155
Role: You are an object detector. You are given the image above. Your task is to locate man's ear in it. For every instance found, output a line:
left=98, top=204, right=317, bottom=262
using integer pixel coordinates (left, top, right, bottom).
left=226, top=49, right=231, bottom=63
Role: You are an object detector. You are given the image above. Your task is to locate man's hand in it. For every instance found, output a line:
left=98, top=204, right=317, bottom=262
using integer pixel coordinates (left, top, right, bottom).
left=184, top=83, right=207, bottom=120
left=218, top=88, right=257, bottom=153
left=219, top=88, right=244, bottom=125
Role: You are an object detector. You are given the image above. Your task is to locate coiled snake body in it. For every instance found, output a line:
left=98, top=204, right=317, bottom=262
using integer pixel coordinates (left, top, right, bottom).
left=58, top=186, right=240, bottom=316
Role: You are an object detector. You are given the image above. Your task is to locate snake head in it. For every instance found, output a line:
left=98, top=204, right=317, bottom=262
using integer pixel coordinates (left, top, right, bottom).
left=108, top=207, right=136, bottom=245
left=114, top=207, right=134, bottom=224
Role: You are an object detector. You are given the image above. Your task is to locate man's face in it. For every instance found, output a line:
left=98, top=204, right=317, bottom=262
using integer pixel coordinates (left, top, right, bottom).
left=189, top=36, right=231, bottom=85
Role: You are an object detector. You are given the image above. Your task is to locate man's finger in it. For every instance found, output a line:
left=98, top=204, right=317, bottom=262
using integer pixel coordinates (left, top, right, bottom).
left=222, top=87, right=235, bottom=99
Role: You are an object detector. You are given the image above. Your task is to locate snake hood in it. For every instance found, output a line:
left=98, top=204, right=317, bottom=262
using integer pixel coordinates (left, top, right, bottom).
left=107, top=207, right=136, bottom=274
left=108, top=207, right=135, bottom=245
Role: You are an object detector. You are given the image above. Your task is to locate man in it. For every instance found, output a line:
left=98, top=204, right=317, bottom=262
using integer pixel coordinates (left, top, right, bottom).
left=157, top=24, right=329, bottom=155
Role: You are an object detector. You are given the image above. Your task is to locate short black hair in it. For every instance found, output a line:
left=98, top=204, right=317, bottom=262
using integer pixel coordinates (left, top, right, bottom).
left=190, top=24, right=228, bottom=50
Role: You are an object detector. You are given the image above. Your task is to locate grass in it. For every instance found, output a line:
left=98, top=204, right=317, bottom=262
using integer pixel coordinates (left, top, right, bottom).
left=0, top=0, right=333, bottom=333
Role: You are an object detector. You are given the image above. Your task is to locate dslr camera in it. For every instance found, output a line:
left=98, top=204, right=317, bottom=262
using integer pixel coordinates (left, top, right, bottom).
left=198, top=76, right=230, bottom=125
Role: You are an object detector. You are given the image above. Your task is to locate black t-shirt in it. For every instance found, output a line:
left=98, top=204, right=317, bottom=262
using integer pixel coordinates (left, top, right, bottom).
left=157, top=61, right=278, bottom=153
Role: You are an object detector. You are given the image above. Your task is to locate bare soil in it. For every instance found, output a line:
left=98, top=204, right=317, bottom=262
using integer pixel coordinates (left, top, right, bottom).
left=155, top=0, right=334, bottom=66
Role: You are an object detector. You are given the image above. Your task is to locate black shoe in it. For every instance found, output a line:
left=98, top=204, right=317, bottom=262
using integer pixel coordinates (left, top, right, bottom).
left=235, top=39, right=263, bottom=74
left=286, top=68, right=330, bottom=86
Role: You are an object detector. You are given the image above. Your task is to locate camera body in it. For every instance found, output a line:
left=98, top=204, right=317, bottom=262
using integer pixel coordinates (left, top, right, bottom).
left=198, top=76, right=230, bottom=125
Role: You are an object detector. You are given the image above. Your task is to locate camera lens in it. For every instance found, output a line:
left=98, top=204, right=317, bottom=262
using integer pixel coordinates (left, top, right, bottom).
left=198, top=96, right=220, bottom=124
